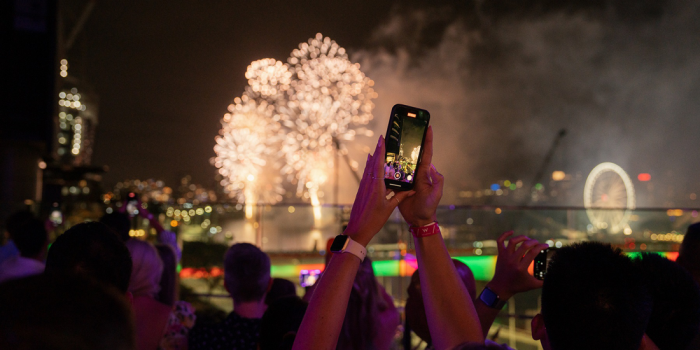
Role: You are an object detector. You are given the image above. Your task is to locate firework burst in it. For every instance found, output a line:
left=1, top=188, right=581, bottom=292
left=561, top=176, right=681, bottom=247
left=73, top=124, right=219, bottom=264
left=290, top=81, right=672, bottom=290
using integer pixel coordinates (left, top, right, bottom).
left=213, top=95, right=284, bottom=204
left=280, top=33, right=377, bottom=200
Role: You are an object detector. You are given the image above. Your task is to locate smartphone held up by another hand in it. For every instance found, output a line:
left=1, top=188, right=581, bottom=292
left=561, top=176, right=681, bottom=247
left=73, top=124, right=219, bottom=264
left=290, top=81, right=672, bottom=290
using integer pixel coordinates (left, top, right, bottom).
left=383, top=104, right=431, bottom=191
left=534, top=248, right=557, bottom=280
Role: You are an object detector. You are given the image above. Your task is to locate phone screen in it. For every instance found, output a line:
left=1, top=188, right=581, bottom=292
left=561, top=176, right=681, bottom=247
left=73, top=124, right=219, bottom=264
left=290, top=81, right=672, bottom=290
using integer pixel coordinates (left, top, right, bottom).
left=384, top=104, right=430, bottom=190
left=300, top=269, right=321, bottom=287
left=126, top=192, right=139, bottom=217
left=534, top=248, right=557, bottom=280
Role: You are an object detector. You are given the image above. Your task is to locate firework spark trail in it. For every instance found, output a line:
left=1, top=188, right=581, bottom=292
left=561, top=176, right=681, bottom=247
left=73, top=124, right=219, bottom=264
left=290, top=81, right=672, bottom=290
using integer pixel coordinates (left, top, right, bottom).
left=280, top=33, right=377, bottom=202
left=213, top=95, right=284, bottom=205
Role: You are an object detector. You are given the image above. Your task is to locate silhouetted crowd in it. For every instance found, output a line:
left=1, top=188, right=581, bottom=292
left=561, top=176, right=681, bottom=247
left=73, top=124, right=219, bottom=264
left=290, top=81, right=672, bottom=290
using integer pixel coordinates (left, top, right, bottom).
left=1, top=129, right=699, bottom=350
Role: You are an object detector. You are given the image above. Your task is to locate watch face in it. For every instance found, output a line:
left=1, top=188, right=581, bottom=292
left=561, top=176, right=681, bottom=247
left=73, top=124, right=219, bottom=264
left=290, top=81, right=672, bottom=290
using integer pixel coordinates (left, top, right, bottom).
left=330, top=235, right=349, bottom=252
left=480, top=288, right=499, bottom=306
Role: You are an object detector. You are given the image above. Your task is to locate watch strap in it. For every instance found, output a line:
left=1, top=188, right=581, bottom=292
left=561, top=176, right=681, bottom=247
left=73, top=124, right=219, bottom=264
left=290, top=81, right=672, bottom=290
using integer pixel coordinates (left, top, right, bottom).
left=332, top=235, right=367, bottom=262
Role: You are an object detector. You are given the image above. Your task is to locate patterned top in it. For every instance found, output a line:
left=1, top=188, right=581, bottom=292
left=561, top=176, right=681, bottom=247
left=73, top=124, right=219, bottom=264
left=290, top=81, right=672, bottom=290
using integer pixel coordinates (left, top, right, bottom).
left=188, top=312, right=261, bottom=350
left=160, top=301, right=197, bottom=350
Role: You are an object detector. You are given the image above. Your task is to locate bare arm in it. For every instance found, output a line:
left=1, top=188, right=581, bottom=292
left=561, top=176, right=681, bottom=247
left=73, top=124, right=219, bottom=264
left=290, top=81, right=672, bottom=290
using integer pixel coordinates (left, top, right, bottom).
left=293, top=136, right=414, bottom=350
left=399, top=127, right=483, bottom=350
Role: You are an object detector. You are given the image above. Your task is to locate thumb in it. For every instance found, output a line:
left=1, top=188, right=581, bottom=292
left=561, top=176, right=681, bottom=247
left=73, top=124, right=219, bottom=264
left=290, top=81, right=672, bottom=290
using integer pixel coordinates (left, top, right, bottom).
left=430, top=165, right=445, bottom=197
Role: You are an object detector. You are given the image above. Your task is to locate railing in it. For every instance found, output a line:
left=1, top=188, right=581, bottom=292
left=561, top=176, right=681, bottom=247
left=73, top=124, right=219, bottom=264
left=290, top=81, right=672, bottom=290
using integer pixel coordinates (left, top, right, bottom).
left=166, top=204, right=694, bottom=349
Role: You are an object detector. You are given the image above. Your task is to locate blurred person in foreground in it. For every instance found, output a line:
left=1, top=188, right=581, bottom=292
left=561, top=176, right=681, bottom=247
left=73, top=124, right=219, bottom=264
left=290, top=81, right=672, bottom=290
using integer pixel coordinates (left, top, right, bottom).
left=0, top=218, right=48, bottom=283
left=100, top=211, right=133, bottom=243
left=259, top=296, right=308, bottom=350
left=45, top=221, right=132, bottom=294
left=127, top=239, right=195, bottom=350
left=291, top=128, right=659, bottom=350
left=635, top=252, right=700, bottom=350
left=337, top=256, right=400, bottom=350
left=265, top=278, right=297, bottom=306
left=0, top=273, right=134, bottom=350
left=678, top=222, right=700, bottom=286
left=189, top=243, right=271, bottom=350
left=405, top=259, right=477, bottom=348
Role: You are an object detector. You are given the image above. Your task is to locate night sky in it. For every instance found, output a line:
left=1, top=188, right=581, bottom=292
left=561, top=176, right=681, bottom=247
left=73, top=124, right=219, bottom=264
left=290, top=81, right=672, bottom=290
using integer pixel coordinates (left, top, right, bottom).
left=78, top=0, right=399, bottom=188
left=67, top=0, right=700, bottom=207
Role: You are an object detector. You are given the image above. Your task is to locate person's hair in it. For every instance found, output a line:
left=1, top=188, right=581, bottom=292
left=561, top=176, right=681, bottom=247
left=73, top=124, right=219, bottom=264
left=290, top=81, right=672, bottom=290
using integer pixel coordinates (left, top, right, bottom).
left=223, top=243, right=271, bottom=303
left=45, top=222, right=133, bottom=294
left=0, top=274, right=135, bottom=350
left=635, top=253, right=700, bottom=350
left=542, top=242, right=652, bottom=350
left=155, top=244, right=178, bottom=306
left=125, top=239, right=163, bottom=298
left=265, top=278, right=297, bottom=306
left=259, top=296, right=308, bottom=350
left=678, top=223, right=700, bottom=273
left=453, top=259, right=476, bottom=298
left=337, top=257, right=383, bottom=350
left=11, top=218, right=47, bottom=258
left=5, top=210, right=35, bottom=236
left=99, top=212, right=132, bottom=242
left=406, top=259, right=475, bottom=344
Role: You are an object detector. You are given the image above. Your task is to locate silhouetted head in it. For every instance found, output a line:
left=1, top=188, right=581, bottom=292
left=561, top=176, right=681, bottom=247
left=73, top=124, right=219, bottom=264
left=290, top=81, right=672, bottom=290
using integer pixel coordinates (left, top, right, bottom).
left=538, top=242, right=652, bottom=350
left=259, top=296, right=308, bottom=350
left=0, top=274, right=134, bottom=350
left=223, top=243, right=271, bottom=303
left=99, top=212, right=132, bottom=242
left=154, top=244, right=178, bottom=306
left=678, top=222, right=700, bottom=284
left=265, top=278, right=297, bottom=306
left=10, top=218, right=48, bottom=258
left=635, top=252, right=700, bottom=350
left=45, top=222, right=132, bottom=294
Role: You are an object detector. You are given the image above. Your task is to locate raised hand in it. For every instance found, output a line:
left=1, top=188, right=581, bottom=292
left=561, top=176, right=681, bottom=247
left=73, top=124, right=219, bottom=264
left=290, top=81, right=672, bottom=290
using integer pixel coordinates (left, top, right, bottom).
left=488, top=231, right=549, bottom=299
left=344, top=135, right=415, bottom=247
left=398, top=126, right=443, bottom=227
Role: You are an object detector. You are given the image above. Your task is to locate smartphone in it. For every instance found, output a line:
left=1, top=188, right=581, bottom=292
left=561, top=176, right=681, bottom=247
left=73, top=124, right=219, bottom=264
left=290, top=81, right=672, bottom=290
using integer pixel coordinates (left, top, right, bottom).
left=300, top=269, right=321, bottom=287
left=384, top=104, right=431, bottom=191
left=534, top=248, right=557, bottom=280
left=126, top=192, right=139, bottom=217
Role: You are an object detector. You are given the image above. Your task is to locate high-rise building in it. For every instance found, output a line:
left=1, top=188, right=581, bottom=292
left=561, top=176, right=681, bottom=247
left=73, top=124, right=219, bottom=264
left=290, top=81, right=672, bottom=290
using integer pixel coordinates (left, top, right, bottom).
left=55, top=72, right=99, bottom=166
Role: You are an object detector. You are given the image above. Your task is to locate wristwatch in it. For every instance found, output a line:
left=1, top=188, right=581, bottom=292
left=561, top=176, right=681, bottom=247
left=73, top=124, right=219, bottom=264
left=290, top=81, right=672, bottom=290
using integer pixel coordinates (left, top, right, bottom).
left=479, top=286, right=507, bottom=309
left=330, top=235, right=367, bottom=262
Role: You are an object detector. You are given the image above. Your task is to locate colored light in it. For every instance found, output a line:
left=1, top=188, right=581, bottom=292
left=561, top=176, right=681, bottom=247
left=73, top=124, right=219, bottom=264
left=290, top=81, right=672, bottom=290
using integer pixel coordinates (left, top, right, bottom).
left=490, top=184, right=500, bottom=191
left=509, top=184, right=516, bottom=190
left=454, top=256, right=497, bottom=281
left=638, top=173, right=651, bottom=181
left=535, top=183, right=543, bottom=190
left=552, top=171, right=566, bottom=181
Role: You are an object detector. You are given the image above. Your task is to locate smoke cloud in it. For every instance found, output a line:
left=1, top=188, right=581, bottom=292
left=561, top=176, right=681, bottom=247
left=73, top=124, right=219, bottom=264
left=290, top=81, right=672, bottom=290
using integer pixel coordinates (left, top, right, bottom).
left=346, top=1, right=700, bottom=207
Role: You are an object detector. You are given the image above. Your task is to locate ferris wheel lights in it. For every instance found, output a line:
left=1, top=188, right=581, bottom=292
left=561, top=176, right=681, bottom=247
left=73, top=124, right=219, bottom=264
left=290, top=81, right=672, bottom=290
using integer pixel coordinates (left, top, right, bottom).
left=637, top=173, right=651, bottom=181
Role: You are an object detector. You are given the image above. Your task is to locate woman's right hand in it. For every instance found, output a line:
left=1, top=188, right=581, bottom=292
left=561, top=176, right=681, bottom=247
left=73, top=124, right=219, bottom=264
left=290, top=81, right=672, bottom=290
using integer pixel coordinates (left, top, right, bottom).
left=398, top=126, right=444, bottom=227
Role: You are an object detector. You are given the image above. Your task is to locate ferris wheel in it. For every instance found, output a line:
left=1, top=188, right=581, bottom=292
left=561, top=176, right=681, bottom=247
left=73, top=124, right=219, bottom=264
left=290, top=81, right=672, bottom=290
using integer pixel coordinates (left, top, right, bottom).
left=583, top=162, right=636, bottom=234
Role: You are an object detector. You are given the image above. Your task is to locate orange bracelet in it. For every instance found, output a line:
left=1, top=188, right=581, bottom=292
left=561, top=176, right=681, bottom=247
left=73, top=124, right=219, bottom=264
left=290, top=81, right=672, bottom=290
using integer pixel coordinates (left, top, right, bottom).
left=409, top=222, right=440, bottom=237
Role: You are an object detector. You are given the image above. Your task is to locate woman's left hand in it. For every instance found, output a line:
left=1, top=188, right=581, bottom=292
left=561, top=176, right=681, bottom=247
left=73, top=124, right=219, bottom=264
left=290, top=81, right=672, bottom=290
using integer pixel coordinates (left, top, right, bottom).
left=344, top=136, right=415, bottom=247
